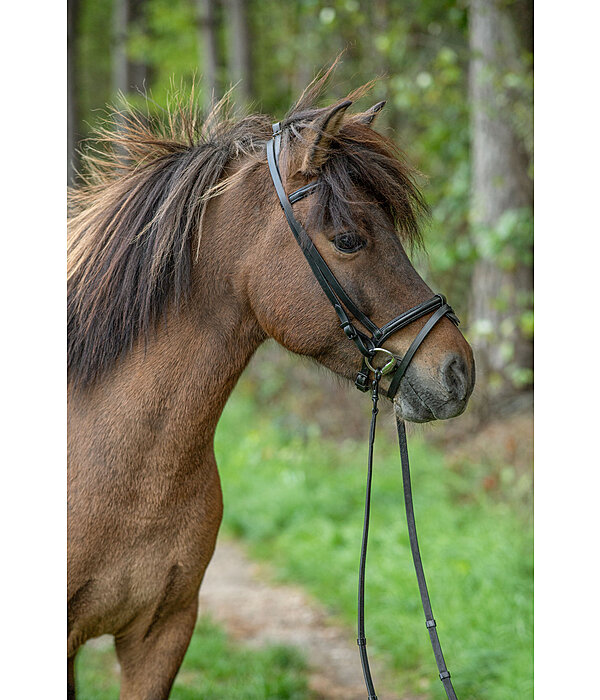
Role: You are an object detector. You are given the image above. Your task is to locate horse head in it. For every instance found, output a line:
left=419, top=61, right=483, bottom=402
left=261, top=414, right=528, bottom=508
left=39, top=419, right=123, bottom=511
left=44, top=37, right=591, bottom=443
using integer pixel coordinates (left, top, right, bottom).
left=244, top=99, right=475, bottom=422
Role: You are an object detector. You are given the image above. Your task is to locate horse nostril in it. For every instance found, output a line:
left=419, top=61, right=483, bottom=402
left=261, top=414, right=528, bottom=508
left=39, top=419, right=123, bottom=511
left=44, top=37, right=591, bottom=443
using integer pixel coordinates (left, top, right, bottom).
left=441, top=354, right=469, bottom=401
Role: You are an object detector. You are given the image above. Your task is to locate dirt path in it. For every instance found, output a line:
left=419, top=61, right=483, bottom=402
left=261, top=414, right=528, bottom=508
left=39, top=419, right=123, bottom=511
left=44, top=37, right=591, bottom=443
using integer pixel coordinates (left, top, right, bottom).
left=199, top=539, right=408, bottom=700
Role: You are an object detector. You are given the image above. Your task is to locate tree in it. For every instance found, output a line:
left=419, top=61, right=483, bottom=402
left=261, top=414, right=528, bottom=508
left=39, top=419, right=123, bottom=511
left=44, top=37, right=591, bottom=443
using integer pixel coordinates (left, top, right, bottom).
left=225, top=0, right=253, bottom=108
left=67, top=0, right=81, bottom=184
left=468, top=0, right=533, bottom=413
left=112, top=0, right=129, bottom=97
left=196, top=0, right=221, bottom=109
left=128, top=0, right=150, bottom=94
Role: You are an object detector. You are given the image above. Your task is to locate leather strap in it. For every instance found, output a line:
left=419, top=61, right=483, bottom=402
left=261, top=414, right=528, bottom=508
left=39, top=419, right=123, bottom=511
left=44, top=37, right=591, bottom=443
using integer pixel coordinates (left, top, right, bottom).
left=357, top=379, right=459, bottom=700
left=356, top=371, right=382, bottom=700
left=266, top=121, right=463, bottom=700
left=289, top=182, right=319, bottom=204
left=266, top=125, right=459, bottom=386
left=376, top=295, right=458, bottom=344
left=386, top=303, right=452, bottom=400
left=267, top=131, right=381, bottom=343
left=396, top=417, right=458, bottom=700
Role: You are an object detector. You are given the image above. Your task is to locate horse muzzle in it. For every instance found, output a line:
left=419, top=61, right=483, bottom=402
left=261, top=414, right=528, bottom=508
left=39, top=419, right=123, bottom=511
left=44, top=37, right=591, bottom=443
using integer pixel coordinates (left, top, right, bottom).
left=388, top=352, right=474, bottom=423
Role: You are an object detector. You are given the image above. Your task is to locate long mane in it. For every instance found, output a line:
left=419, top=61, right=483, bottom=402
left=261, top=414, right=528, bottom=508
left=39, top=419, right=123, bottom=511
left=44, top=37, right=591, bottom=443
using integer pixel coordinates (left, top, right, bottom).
left=68, top=74, right=427, bottom=389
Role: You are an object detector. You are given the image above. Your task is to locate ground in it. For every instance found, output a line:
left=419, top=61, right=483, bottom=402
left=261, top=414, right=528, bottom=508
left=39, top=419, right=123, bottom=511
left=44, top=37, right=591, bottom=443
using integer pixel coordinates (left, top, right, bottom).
left=197, top=407, right=532, bottom=700
left=199, top=538, right=409, bottom=700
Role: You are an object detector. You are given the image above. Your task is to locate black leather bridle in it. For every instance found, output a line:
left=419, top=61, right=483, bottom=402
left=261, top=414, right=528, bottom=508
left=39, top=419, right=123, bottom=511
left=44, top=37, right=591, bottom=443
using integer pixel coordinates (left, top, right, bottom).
left=267, top=122, right=461, bottom=700
left=266, top=122, right=459, bottom=399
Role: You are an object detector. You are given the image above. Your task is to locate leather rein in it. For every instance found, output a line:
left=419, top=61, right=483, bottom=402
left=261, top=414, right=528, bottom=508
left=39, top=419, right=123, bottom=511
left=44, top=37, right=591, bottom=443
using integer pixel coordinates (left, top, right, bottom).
left=266, top=122, right=460, bottom=700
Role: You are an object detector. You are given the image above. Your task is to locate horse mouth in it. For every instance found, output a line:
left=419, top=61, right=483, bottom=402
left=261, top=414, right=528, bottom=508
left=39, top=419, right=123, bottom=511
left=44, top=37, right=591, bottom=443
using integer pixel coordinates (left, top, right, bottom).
left=391, top=379, right=435, bottom=423
left=390, top=375, right=468, bottom=423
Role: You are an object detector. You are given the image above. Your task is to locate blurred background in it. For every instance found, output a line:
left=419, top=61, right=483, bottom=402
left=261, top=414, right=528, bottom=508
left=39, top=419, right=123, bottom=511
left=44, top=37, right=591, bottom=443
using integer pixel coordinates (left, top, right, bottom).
left=68, top=1, right=533, bottom=699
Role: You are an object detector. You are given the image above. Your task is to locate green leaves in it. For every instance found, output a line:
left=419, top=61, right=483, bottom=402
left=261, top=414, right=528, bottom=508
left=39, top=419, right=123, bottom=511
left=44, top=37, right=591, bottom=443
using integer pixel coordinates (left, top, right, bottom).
left=472, top=208, right=533, bottom=270
left=73, top=0, right=533, bottom=399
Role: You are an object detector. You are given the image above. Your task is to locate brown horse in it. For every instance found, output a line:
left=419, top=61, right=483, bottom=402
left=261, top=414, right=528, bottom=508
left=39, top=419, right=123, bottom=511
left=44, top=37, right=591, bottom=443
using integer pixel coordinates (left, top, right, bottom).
left=67, top=75, right=475, bottom=699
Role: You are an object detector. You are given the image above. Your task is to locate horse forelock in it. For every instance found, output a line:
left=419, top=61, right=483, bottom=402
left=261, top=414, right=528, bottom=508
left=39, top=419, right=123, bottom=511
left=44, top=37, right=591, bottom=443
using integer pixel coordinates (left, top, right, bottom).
left=305, top=121, right=427, bottom=249
left=68, top=74, right=427, bottom=389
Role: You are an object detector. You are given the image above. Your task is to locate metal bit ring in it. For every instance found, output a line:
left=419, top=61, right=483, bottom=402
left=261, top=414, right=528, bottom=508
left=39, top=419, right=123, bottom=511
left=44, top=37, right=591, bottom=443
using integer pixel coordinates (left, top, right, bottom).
left=365, top=348, right=397, bottom=375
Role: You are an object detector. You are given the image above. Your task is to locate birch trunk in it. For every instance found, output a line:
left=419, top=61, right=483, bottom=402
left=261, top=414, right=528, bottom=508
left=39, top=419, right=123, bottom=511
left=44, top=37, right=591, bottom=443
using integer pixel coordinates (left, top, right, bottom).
left=197, top=0, right=220, bottom=109
left=128, top=0, right=149, bottom=95
left=469, top=0, right=533, bottom=412
left=226, top=0, right=253, bottom=108
left=112, top=0, right=129, bottom=97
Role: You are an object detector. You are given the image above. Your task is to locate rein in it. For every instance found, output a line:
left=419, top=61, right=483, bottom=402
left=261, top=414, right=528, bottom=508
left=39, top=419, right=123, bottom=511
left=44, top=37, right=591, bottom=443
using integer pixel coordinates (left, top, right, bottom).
left=267, top=123, right=460, bottom=699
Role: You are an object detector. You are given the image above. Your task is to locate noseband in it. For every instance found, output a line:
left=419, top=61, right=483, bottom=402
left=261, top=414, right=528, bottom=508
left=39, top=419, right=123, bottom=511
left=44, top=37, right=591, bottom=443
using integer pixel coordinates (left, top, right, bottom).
left=267, top=122, right=461, bottom=700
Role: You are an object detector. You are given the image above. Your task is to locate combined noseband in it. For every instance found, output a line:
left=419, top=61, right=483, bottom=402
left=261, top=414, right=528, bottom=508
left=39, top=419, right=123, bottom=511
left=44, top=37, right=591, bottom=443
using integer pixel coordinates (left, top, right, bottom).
left=267, top=122, right=461, bottom=700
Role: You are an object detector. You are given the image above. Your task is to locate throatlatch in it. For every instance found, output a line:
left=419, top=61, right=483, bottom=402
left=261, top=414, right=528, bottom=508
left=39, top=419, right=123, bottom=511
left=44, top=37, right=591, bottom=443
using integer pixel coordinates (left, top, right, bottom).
left=266, top=122, right=461, bottom=700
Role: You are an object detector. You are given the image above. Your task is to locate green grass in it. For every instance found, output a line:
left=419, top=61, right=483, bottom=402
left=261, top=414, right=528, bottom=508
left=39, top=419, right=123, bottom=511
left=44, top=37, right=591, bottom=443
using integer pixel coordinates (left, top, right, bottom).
left=215, top=386, right=533, bottom=700
left=76, top=616, right=311, bottom=699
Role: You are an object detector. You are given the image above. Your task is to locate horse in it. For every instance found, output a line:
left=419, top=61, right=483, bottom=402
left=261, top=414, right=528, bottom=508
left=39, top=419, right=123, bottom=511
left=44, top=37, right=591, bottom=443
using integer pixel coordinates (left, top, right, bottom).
left=67, top=73, right=475, bottom=699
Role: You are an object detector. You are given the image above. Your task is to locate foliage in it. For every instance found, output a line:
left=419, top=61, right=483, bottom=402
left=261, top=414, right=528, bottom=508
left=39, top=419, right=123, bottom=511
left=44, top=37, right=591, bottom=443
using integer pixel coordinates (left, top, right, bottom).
left=214, top=381, right=533, bottom=700
left=73, top=1, right=533, bottom=393
left=127, top=0, right=199, bottom=101
left=75, top=615, right=311, bottom=699
left=74, top=0, right=476, bottom=297
left=77, top=0, right=113, bottom=137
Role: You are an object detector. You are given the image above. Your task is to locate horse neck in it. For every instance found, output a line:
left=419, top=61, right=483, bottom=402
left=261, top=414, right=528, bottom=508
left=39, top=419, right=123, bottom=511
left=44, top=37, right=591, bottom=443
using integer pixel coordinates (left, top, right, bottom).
left=71, top=166, right=269, bottom=465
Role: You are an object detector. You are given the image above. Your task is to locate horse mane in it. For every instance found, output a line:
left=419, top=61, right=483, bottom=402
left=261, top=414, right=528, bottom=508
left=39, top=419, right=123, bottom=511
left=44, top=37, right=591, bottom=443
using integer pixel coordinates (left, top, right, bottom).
left=68, top=72, right=427, bottom=389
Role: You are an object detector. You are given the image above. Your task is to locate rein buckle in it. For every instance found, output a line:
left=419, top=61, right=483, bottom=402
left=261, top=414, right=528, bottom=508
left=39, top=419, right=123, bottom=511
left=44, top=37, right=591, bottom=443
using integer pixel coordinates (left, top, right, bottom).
left=355, top=364, right=370, bottom=392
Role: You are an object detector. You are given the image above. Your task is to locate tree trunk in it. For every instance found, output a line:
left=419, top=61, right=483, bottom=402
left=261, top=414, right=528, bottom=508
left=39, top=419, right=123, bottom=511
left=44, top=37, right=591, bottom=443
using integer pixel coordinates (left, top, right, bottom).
left=112, top=0, right=129, bottom=97
left=196, top=0, right=220, bottom=109
left=128, top=0, right=149, bottom=95
left=468, top=0, right=533, bottom=414
left=292, top=5, right=314, bottom=99
left=67, top=0, right=81, bottom=184
left=225, top=0, right=253, bottom=108
left=112, top=0, right=130, bottom=166
left=368, top=0, right=399, bottom=135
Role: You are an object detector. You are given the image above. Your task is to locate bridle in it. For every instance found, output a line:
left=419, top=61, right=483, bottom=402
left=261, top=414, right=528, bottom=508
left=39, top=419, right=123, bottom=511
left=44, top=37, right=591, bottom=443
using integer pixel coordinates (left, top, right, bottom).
left=267, top=122, right=461, bottom=700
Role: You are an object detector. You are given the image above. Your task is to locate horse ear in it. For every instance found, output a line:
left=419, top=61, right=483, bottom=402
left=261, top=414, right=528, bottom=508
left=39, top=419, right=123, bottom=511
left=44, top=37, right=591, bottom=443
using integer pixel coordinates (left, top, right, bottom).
left=301, top=100, right=352, bottom=175
left=356, top=100, right=386, bottom=126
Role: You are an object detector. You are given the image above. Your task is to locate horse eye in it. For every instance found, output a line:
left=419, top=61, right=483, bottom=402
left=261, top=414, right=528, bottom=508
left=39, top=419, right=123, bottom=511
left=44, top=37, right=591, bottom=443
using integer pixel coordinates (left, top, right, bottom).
left=333, top=232, right=366, bottom=253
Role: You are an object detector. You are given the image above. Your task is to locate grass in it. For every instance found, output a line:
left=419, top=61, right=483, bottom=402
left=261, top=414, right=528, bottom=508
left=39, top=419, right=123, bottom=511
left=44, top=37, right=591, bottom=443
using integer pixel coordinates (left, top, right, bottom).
left=75, top=615, right=312, bottom=699
left=214, top=382, right=533, bottom=700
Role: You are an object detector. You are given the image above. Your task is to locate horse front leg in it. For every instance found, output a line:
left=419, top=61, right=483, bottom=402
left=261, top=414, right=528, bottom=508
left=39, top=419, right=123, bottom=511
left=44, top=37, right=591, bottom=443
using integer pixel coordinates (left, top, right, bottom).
left=68, top=653, right=76, bottom=699
left=115, top=595, right=199, bottom=700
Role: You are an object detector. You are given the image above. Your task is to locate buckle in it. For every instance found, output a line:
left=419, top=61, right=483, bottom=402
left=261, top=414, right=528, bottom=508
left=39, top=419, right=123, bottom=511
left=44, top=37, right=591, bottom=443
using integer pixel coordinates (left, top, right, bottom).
left=355, top=370, right=370, bottom=392
left=342, top=322, right=358, bottom=340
